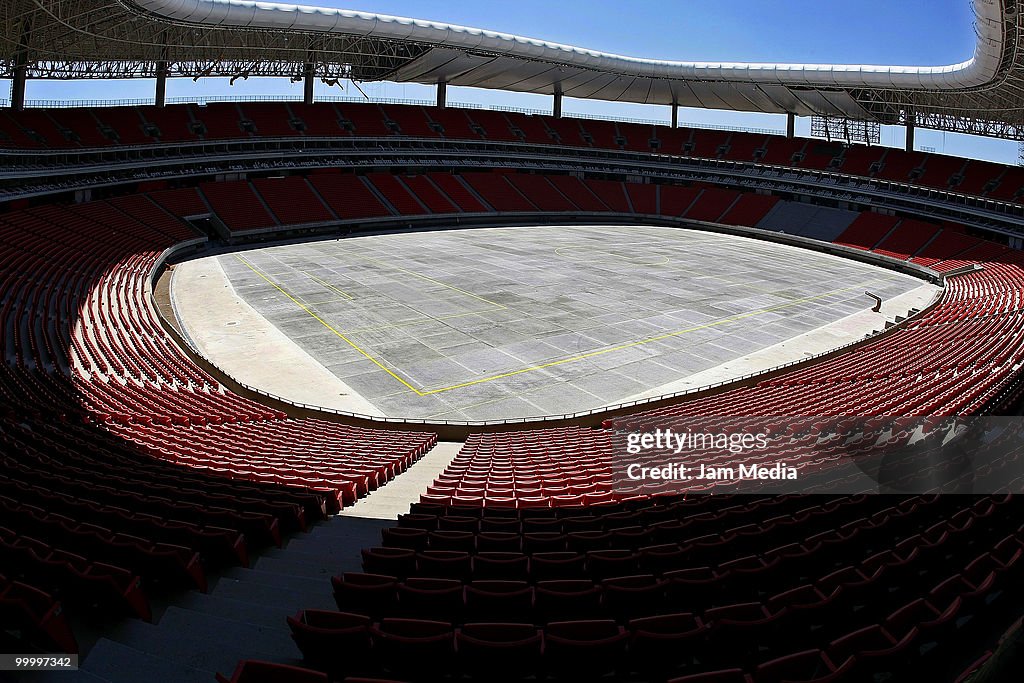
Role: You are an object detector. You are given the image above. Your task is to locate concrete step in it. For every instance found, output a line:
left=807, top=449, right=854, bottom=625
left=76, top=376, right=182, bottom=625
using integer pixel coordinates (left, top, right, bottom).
left=106, top=607, right=302, bottom=677
left=16, top=667, right=110, bottom=683
left=296, top=516, right=391, bottom=541
left=172, top=591, right=296, bottom=631
left=82, top=638, right=212, bottom=683
left=213, top=575, right=336, bottom=613
left=218, top=566, right=330, bottom=593
left=275, top=536, right=371, bottom=560
left=252, top=555, right=339, bottom=581
left=257, top=551, right=361, bottom=576
left=264, top=541, right=357, bottom=565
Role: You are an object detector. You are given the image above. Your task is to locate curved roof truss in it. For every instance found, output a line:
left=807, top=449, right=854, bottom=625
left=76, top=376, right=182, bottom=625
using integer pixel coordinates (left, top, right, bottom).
left=1, top=0, right=1023, bottom=138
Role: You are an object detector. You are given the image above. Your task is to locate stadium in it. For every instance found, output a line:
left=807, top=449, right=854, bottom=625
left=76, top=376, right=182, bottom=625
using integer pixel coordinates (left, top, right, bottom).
left=2, top=0, right=1024, bottom=681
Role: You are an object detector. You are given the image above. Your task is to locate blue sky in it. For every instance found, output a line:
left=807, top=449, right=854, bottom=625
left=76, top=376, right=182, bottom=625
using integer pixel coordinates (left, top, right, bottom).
left=335, top=0, right=975, bottom=65
left=4, top=0, right=1019, bottom=163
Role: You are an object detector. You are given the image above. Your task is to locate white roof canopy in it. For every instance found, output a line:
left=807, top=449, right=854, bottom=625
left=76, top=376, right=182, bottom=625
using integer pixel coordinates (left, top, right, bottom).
left=2, top=0, right=1023, bottom=137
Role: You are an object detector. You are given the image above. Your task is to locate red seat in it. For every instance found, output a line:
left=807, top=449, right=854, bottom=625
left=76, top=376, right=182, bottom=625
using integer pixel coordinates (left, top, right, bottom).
left=753, top=649, right=848, bottom=683
left=668, top=669, right=750, bottom=683
left=826, top=624, right=916, bottom=680
left=473, top=552, right=530, bottom=581
left=601, top=574, right=664, bottom=621
left=331, top=573, right=397, bottom=618
left=628, top=612, right=708, bottom=677
left=464, top=580, right=533, bottom=623
left=216, top=660, right=328, bottom=683
left=361, top=547, right=416, bottom=578
left=416, top=551, right=472, bottom=582
left=397, top=577, right=464, bottom=623
left=455, top=623, right=543, bottom=680
left=544, top=619, right=628, bottom=679
left=370, top=618, right=455, bottom=680
left=382, top=527, right=429, bottom=551
left=287, top=610, right=371, bottom=676
left=530, top=552, right=586, bottom=581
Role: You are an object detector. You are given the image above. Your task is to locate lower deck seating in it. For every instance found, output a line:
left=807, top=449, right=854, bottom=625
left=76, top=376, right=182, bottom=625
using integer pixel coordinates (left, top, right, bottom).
left=910, top=229, right=982, bottom=268
left=834, top=213, right=899, bottom=250
left=224, top=191, right=1024, bottom=678
left=306, top=173, right=393, bottom=220
left=719, top=194, right=779, bottom=227
left=873, top=219, right=940, bottom=260
left=626, top=183, right=658, bottom=215
left=2, top=163, right=1022, bottom=668
left=585, top=179, right=631, bottom=213
left=0, top=573, right=78, bottom=654
left=266, top=493, right=1024, bottom=682
left=399, top=175, right=460, bottom=213
left=547, top=176, right=610, bottom=212
left=199, top=180, right=278, bottom=231
left=507, top=175, right=579, bottom=212
left=365, top=173, right=428, bottom=215
left=683, top=188, right=740, bottom=223
left=429, top=173, right=489, bottom=213
left=0, top=194, right=440, bottom=647
left=462, top=173, right=538, bottom=212
left=252, top=177, right=335, bottom=225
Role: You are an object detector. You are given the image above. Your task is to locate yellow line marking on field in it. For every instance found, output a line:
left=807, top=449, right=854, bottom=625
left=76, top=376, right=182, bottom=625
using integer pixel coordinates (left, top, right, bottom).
left=412, top=285, right=862, bottom=394
left=303, top=299, right=353, bottom=306
left=352, top=252, right=507, bottom=308
left=236, top=249, right=866, bottom=397
left=234, top=254, right=423, bottom=395
left=302, top=271, right=354, bottom=300
left=554, top=245, right=670, bottom=266
left=346, top=309, right=496, bottom=335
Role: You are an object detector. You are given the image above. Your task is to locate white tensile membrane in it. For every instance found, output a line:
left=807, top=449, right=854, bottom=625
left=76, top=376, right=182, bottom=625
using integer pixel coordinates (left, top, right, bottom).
left=130, top=0, right=1005, bottom=91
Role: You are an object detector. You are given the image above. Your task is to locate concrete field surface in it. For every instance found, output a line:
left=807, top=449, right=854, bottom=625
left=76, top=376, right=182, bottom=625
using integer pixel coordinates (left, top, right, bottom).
left=172, top=224, right=932, bottom=421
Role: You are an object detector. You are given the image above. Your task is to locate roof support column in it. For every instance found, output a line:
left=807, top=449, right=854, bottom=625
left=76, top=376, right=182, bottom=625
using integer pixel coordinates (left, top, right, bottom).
left=303, top=62, right=315, bottom=105
left=671, top=100, right=678, bottom=128
left=553, top=91, right=562, bottom=119
left=155, top=60, right=168, bottom=108
left=11, top=61, right=27, bottom=111
left=9, top=20, right=29, bottom=111
left=786, top=112, right=795, bottom=139
left=905, top=112, right=916, bottom=153
left=436, top=80, right=447, bottom=108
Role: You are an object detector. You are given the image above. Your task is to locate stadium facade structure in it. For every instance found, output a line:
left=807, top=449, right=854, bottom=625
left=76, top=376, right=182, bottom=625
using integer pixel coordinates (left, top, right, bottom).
left=3, top=3, right=1024, bottom=682
left=2, top=0, right=1024, bottom=140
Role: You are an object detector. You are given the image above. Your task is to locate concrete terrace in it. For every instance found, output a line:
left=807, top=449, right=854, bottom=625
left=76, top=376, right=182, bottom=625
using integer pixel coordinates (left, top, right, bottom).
left=173, top=225, right=934, bottom=422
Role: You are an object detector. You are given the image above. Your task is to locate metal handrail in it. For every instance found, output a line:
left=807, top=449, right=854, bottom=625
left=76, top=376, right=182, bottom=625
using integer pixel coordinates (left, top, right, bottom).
left=1, top=94, right=780, bottom=136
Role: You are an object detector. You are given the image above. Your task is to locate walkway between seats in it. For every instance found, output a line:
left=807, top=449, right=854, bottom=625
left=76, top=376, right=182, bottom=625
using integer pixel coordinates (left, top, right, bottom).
left=340, top=441, right=464, bottom=520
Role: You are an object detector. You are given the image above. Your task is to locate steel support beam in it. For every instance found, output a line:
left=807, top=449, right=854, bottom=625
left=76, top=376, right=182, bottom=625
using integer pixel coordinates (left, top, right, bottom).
left=11, top=63, right=27, bottom=111
left=553, top=91, right=562, bottom=119
left=787, top=113, right=796, bottom=139
left=906, top=113, right=916, bottom=152
left=10, top=22, right=30, bottom=111
left=303, top=62, right=315, bottom=105
left=671, top=101, right=678, bottom=128
left=436, top=80, right=447, bottom=108
left=155, top=60, right=168, bottom=107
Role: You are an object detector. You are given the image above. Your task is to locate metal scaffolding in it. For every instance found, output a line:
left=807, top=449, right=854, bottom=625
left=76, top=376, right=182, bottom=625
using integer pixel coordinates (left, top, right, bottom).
left=2, top=0, right=1024, bottom=142
left=810, top=116, right=881, bottom=145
